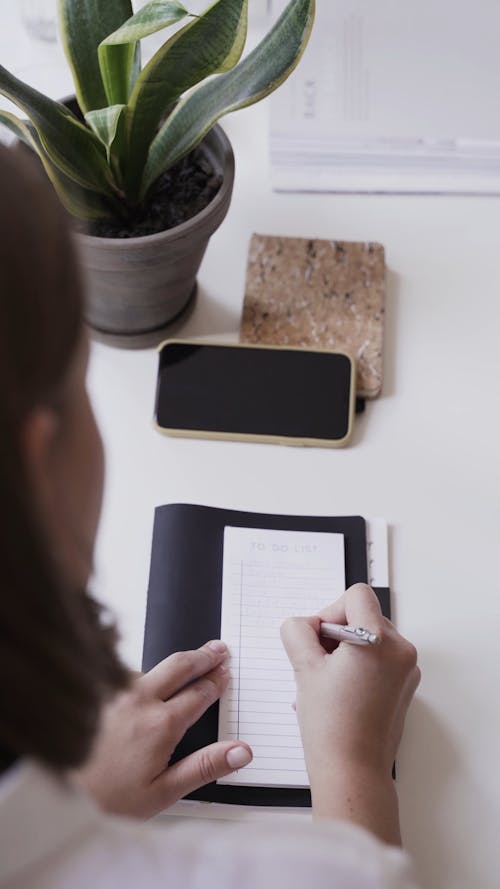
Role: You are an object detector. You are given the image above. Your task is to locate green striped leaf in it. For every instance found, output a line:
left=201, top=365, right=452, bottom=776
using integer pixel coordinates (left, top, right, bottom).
left=85, top=105, right=126, bottom=158
left=85, top=104, right=127, bottom=186
left=0, top=110, right=112, bottom=218
left=98, top=42, right=140, bottom=107
left=124, top=0, right=248, bottom=198
left=0, top=109, right=32, bottom=146
left=58, top=0, right=139, bottom=111
left=0, top=64, right=114, bottom=195
left=141, top=0, right=315, bottom=196
left=101, top=1, right=189, bottom=45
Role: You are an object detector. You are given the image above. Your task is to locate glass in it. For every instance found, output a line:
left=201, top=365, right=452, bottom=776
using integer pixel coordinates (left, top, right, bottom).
left=21, top=0, right=57, bottom=42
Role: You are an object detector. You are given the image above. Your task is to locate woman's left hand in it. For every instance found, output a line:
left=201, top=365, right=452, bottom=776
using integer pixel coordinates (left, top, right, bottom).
left=73, top=640, right=252, bottom=819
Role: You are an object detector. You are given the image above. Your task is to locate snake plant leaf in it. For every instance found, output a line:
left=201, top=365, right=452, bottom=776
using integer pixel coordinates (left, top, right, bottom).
left=58, top=0, right=140, bottom=111
left=101, top=1, right=190, bottom=45
left=98, top=2, right=191, bottom=107
left=85, top=104, right=127, bottom=186
left=98, top=43, right=140, bottom=107
left=85, top=105, right=126, bottom=159
left=0, top=109, right=33, bottom=147
left=0, top=64, right=114, bottom=195
left=0, top=110, right=112, bottom=218
left=141, top=0, right=314, bottom=197
left=124, top=0, right=248, bottom=197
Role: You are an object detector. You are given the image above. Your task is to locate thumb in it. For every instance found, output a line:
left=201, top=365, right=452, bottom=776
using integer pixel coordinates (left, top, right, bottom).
left=280, top=615, right=324, bottom=671
left=160, top=742, right=253, bottom=801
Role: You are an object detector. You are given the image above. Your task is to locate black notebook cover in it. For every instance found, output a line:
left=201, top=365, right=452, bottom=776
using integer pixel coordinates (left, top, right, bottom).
left=143, top=504, right=390, bottom=807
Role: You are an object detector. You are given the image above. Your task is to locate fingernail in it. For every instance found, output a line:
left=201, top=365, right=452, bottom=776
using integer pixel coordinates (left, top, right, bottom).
left=208, top=640, right=227, bottom=654
left=226, top=746, right=252, bottom=770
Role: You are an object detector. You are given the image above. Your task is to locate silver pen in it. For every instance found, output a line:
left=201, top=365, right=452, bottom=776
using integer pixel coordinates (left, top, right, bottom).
left=320, top=622, right=380, bottom=646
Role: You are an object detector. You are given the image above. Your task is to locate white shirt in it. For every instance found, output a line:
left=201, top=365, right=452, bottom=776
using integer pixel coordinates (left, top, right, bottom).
left=0, top=761, right=420, bottom=889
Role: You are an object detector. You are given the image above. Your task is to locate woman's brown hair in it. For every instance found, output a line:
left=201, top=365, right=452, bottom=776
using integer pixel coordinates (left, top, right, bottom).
left=0, top=144, right=128, bottom=771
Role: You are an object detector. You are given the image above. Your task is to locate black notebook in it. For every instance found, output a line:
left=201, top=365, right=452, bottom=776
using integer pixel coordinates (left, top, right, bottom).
left=143, top=503, right=390, bottom=807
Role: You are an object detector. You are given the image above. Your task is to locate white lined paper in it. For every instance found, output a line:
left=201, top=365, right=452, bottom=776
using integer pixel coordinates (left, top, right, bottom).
left=217, top=527, right=345, bottom=787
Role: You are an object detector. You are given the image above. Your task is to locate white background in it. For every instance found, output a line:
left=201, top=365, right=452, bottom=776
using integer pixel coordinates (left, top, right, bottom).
left=1, top=4, right=500, bottom=889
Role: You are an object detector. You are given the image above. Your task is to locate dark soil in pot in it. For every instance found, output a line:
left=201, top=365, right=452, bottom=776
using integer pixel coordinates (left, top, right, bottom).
left=78, top=147, right=223, bottom=240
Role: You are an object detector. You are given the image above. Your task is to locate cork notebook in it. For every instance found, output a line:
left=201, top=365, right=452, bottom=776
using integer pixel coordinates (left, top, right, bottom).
left=240, top=235, right=385, bottom=398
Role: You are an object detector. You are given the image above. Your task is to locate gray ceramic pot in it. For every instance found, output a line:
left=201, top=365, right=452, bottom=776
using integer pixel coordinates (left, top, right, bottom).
left=78, top=124, right=235, bottom=347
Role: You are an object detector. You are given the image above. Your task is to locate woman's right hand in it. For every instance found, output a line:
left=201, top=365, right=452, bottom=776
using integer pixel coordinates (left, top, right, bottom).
left=280, top=583, right=420, bottom=844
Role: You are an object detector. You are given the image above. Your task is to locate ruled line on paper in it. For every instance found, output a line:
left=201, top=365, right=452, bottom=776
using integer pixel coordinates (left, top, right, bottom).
left=217, top=527, right=345, bottom=788
left=236, top=560, right=243, bottom=740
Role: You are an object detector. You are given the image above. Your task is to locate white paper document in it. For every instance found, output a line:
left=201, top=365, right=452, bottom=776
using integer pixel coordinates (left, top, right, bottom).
left=217, top=526, right=345, bottom=787
left=270, top=0, right=500, bottom=193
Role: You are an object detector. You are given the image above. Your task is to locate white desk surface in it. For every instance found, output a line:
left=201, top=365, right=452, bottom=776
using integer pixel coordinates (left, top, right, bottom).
left=2, top=7, right=500, bottom=889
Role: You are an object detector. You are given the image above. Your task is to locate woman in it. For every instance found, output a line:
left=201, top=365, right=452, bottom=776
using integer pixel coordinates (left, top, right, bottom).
left=0, top=143, right=421, bottom=888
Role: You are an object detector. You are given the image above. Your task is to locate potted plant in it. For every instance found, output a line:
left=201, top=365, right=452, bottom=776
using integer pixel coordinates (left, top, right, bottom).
left=0, top=0, right=315, bottom=345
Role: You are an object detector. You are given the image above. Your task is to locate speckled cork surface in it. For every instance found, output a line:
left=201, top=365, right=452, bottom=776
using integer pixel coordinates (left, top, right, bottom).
left=240, top=235, right=386, bottom=398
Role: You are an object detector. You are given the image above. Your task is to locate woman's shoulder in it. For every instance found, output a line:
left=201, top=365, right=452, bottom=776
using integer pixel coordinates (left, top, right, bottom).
left=146, top=815, right=420, bottom=889
left=0, top=761, right=419, bottom=889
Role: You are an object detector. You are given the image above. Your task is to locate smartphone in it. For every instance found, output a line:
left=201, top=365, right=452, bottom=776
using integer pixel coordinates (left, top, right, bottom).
left=154, top=340, right=356, bottom=447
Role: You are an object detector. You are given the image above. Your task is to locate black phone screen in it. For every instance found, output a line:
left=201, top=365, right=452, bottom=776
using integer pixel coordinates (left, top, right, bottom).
left=155, top=342, right=354, bottom=442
